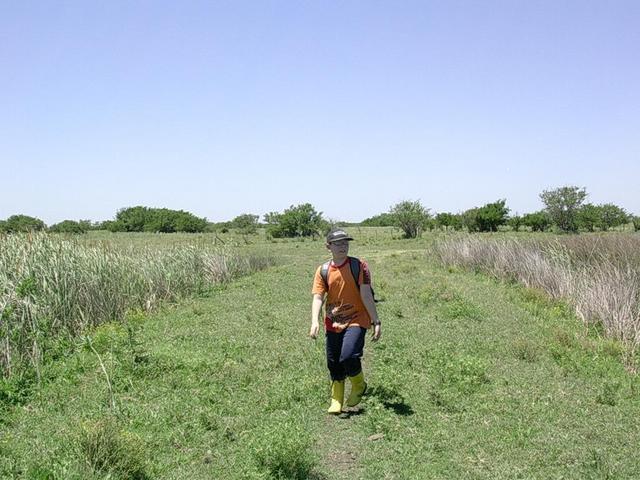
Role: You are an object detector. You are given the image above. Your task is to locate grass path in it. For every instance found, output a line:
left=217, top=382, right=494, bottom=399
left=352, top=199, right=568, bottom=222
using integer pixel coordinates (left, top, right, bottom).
left=2, top=241, right=640, bottom=479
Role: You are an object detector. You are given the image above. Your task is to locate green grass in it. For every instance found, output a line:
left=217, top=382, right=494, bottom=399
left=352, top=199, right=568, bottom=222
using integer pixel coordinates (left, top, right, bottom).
left=1, top=233, right=639, bottom=479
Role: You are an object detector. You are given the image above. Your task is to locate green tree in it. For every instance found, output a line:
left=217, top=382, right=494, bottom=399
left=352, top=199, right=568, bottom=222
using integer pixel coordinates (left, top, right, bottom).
left=435, top=212, right=456, bottom=231
left=109, top=207, right=207, bottom=233
left=172, top=210, right=208, bottom=232
left=389, top=200, right=431, bottom=238
left=461, top=208, right=480, bottom=232
left=508, top=215, right=522, bottom=232
left=266, top=203, right=324, bottom=238
left=49, top=220, right=87, bottom=234
left=476, top=199, right=510, bottom=232
left=522, top=211, right=551, bottom=232
left=3, top=215, right=47, bottom=233
left=598, top=203, right=628, bottom=231
left=632, top=216, right=640, bottom=232
left=231, top=214, right=260, bottom=235
left=540, top=186, right=587, bottom=232
left=576, top=204, right=600, bottom=232
left=113, top=206, right=149, bottom=232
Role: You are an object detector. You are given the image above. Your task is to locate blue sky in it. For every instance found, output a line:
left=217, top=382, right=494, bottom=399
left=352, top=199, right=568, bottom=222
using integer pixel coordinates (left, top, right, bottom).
left=1, top=1, right=638, bottom=225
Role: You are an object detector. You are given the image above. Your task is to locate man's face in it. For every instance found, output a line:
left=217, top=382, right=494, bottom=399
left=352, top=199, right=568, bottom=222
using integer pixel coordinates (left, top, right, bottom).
left=327, top=239, right=350, bottom=256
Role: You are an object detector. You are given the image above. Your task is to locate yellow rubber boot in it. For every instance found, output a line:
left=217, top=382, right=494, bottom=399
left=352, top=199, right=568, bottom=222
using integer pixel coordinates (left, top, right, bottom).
left=327, top=380, right=345, bottom=414
left=346, top=372, right=367, bottom=407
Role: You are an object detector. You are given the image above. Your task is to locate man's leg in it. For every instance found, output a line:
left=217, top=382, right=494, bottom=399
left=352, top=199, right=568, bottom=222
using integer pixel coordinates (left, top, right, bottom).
left=340, top=327, right=367, bottom=407
left=325, top=331, right=346, bottom=413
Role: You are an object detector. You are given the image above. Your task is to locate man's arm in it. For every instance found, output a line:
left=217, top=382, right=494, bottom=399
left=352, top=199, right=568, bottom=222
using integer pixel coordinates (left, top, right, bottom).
left=310, top=293, right=324, bottom=338
left=360, top=285, right=381, bottom=341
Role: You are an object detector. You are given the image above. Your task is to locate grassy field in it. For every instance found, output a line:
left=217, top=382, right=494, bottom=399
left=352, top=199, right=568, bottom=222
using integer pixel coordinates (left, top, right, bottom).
left=1, top=231, right=639, bottom=479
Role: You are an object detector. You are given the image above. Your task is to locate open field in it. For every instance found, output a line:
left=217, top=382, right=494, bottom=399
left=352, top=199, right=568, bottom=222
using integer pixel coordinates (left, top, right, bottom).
left=1, top=230, right=639, bottom=479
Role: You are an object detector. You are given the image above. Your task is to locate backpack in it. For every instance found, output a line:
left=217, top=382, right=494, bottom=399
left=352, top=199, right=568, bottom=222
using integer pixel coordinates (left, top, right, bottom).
left=320, top=256, right=378, bottom=302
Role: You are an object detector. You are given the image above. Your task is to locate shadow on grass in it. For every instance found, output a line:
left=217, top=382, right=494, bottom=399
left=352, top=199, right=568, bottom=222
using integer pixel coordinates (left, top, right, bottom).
left=350, top=385, right=415, bottom=416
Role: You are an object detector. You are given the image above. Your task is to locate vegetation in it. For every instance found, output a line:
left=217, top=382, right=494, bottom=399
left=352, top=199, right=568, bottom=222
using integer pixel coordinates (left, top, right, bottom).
left=230, top=214, right=260, bottom=235
left=360, top=212, right=396, bottom=227
left=433, top=212, right=462, bottom=231
left=389, top=200, right=431, bottom=238
left=460, top=199, right=510, bottom=232
left=522, top=211, right=551, bottom=232
left=434, top=234, right=640, bottom=367
left=1, top=229, right=639, bottom=479
left=0, top=233, right=275, bottom=383
left=106, top=206, right=208, bottom=233
left=540, top=186, right=587, bottom=233
left=0, top=215, right=47, bottom=233
left=264, top=203, right=325, bottom=238
left=577, top=203, right=629, bottom=232
left=49, top=220, right=91, bottom=234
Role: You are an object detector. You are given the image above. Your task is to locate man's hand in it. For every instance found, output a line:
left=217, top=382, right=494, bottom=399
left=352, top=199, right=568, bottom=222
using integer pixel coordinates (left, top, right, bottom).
left=371, top=323, right=381, bottom=341
left=309, top=322, right=319, bottom=339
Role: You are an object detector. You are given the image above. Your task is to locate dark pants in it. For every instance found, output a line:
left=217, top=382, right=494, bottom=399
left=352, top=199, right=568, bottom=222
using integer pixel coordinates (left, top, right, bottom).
left=326, top=327, right=366, bottom=381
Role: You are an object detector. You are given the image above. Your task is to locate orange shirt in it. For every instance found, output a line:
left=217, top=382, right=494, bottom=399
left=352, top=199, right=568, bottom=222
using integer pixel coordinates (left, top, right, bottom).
left=312, top=257, right=372, bottom=332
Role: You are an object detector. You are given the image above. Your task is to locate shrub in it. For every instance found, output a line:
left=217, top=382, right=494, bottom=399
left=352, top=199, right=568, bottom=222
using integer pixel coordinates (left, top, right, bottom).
left=264, top=203, right=324, bottom=238
left=49, top=220, right=87, bottom=234
left=230, top=214, right=260, bottom=235
left=361, top=212, right=396, bottom=227
left=109, top=207, right=207, bottom=233
left=2, top=215, right=47, bottom=233
left=522, top=211, right=551, bottom=232
left=389, top=200, right=430, bottom=238
left=475, top=199, right=510, bottom=232
left=540, top=185, right=587, bottom=232
left=508, top=215, right=522, bottom=232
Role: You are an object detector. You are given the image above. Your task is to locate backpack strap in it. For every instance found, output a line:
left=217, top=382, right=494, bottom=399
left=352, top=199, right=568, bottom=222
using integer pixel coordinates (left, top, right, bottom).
left=350, top=256, right=378, bottom=303
left=348, top=256, right=361, bottom=289
left=320, top=260, right=331, bottom=291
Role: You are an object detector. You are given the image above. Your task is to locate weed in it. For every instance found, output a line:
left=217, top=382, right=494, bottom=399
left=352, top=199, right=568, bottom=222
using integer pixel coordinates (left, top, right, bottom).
left=252, top=421, right=317, bottom=479
left=511, top=338, right=540, bottom=363
left=77, top=417, right=147, bottom=479
left=596, top=381, right=621, bottom=406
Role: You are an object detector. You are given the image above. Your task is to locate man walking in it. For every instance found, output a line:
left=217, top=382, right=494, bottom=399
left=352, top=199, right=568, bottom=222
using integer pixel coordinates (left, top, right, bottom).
left=310, top=229, right=381, bottom=414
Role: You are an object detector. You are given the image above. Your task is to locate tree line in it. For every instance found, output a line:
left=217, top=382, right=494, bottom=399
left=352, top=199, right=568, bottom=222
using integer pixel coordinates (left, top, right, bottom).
left=2, top=186, right=639, bottom=237
left=366, top=186, right=638, bottom=238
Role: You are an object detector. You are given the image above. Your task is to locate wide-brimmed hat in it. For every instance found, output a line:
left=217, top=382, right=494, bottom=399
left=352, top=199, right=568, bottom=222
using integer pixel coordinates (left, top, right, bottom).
left=326, top=229, right=354, bottom=243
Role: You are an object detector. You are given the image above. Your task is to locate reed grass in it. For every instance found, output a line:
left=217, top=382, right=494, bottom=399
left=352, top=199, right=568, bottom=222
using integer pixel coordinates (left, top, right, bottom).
left=0, top=232, right=275, bottom=379
left=433, top=234, right=640, bottom=369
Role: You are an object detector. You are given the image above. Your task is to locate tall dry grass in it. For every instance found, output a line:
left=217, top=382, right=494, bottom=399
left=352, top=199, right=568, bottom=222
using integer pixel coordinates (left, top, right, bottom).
left=433, top=234, right=640, bottom=368
left=0, top=232, right=275, bottom=379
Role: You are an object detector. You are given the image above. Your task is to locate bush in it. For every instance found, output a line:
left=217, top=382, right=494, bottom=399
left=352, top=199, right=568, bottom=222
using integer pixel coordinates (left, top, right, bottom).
left=264, top=203, right=324, bottom=238
left=389, top=200, right=430, bottom=238
left=540, top=186, right=587, bottom=232
left=49, top=220, right=87, bottom=234
left=522, top=211, right=551, bottom=232
left=108, top=207, right=207, bottom=233
left=435, top=212, right=460, bottom=231
left=633, top=216, right=640, bottom=232
left=508, top=215, right=522, bottom=232
left=230, top=214, right=260, bottom=235
left=1, top=215, right=46, bottom=233
left=475, top=199, right=509, bottom=232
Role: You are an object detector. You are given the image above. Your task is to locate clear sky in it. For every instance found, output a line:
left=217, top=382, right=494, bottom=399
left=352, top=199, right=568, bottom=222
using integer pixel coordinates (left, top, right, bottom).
left=1, top=1, right=638, bottom=225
